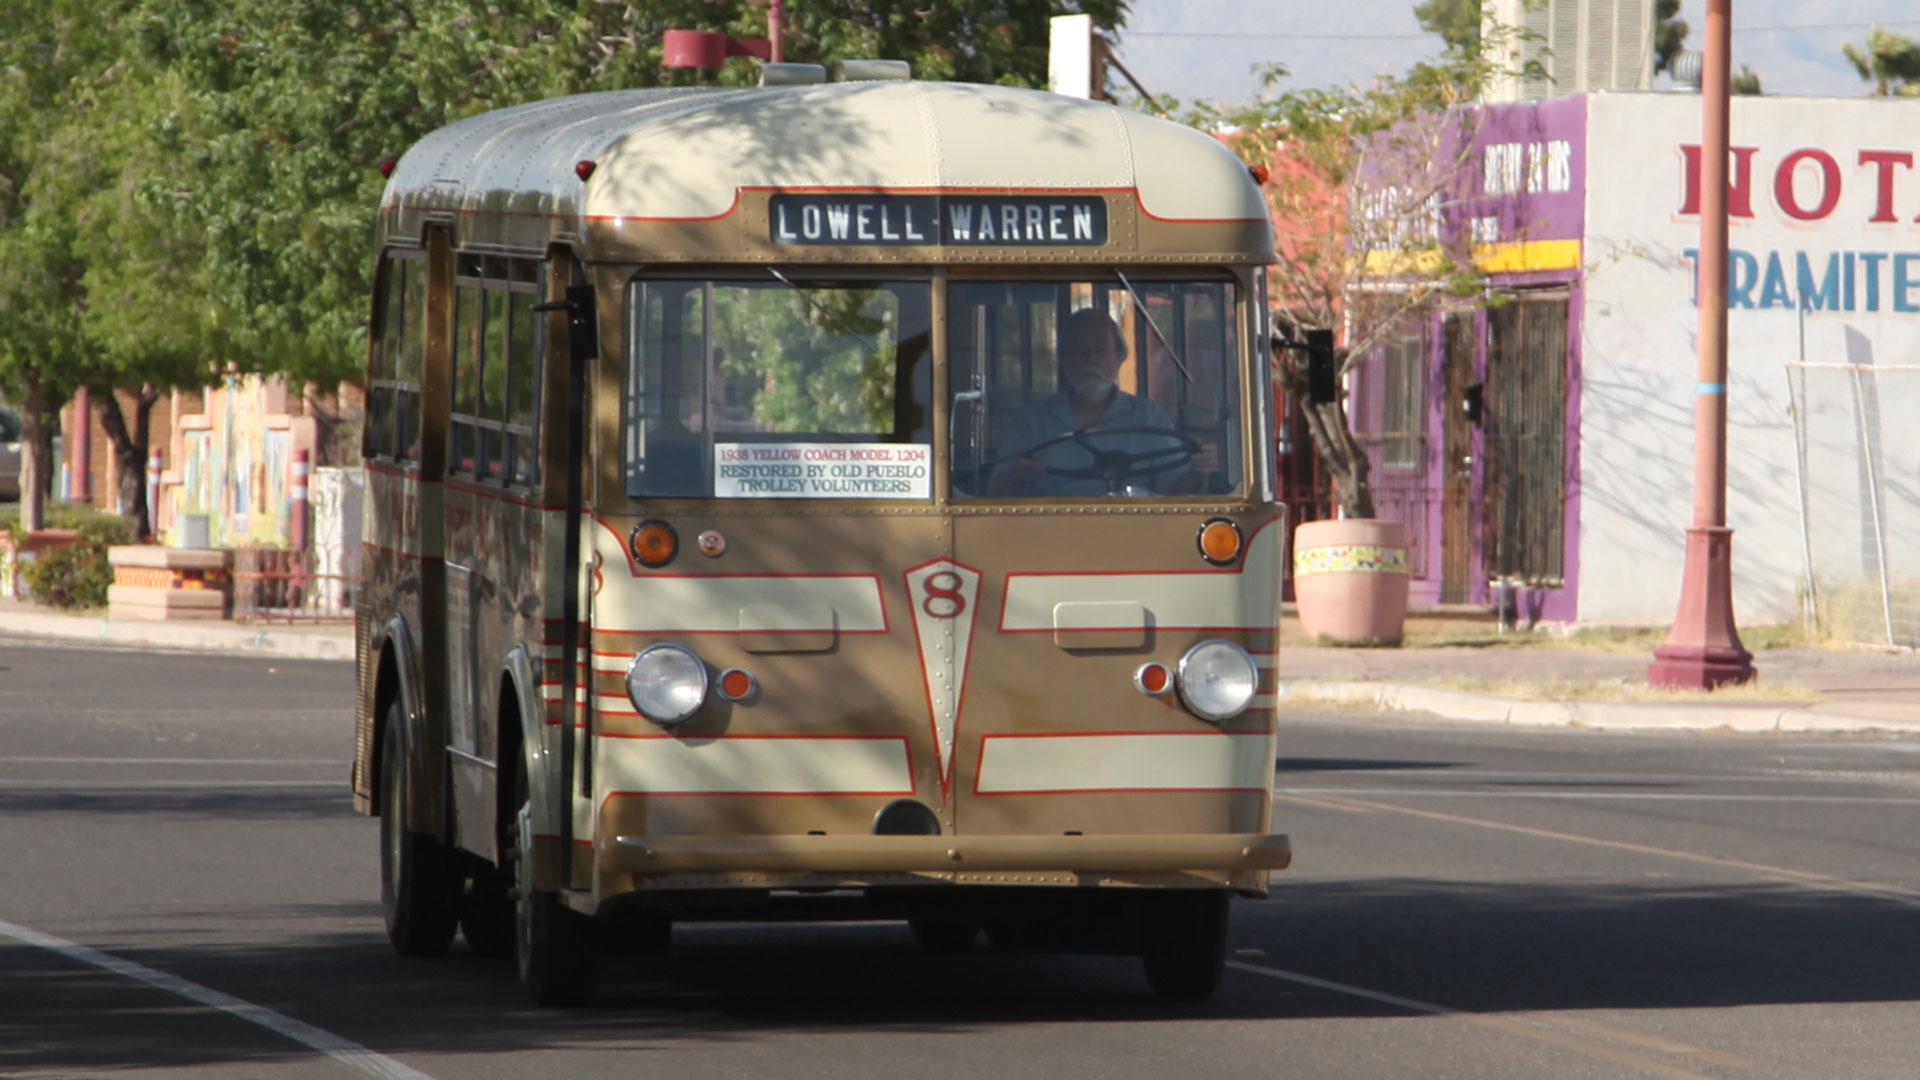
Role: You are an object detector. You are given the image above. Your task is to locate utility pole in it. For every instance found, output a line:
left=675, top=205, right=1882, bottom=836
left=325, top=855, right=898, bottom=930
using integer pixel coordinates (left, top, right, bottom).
left=1648, top=0, right=1755, bottom=690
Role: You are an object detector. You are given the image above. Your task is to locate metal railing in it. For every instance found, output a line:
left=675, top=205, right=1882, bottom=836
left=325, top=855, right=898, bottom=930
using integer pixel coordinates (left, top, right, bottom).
left=231, top=547, right=357, bottom=623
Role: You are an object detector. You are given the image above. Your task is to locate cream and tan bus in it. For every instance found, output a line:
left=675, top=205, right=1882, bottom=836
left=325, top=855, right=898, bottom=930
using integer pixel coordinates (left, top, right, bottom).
left=352, top=65, right=1291, bottom=1006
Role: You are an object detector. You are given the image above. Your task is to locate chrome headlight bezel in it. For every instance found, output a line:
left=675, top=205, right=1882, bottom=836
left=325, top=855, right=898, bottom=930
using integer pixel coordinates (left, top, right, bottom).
left=625, top=643, right=709, bottom=726
left=1176, top=639, right=1259, bottom=722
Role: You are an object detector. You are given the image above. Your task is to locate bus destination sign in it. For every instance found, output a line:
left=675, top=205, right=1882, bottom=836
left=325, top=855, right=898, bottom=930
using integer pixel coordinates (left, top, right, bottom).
left=770, top=194, right=1108, bottom=247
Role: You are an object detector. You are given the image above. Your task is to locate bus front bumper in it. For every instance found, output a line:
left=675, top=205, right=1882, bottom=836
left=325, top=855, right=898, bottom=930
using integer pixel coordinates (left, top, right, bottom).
left=602, top=832, right=1291, bottom=875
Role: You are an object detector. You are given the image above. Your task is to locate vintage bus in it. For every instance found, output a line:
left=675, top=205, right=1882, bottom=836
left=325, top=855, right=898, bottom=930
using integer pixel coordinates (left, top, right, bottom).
left=353, top=65, right=1291, bottom=1006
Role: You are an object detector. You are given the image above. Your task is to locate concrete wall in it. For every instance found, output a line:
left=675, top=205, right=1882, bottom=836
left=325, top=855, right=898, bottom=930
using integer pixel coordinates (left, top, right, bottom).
left=1581, top=92, right=1920, bottom=624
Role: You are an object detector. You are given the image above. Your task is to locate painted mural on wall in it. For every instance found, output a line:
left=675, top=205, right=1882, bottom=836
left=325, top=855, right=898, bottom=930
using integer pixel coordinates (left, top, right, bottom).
left=162, top=374, right=316, bottom=551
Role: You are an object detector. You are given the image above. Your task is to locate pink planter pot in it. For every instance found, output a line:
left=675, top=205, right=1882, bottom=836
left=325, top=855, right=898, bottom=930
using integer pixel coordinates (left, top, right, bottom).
left=1291, top=518, right=1410, bottom=646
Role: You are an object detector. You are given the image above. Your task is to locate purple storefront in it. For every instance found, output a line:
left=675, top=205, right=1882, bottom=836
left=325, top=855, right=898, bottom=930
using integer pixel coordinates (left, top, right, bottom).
left=1350, top=97, right=1588, bottom=623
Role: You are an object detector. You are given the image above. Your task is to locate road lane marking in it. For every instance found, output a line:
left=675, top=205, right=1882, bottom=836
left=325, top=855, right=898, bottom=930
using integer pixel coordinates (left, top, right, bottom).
left=0, top=917, right=433, bottom=1080
left=1289, top=793, right=1920, bottom=907
left=0, top=780, right=339, bottom=789
left=1279, top=787, right=1920, bottom=805
left=1228, top=961, right=1747, bottom=1078
left=5, top=757, right=346, bottom=766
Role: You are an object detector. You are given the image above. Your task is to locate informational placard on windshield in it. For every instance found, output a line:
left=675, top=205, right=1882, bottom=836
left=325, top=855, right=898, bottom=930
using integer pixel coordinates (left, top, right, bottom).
left=714, top=443, right=932, bottom=499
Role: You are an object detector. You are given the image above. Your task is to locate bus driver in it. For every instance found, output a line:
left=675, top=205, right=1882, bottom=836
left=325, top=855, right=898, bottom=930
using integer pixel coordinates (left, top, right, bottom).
left=989, top=308, right=1216, bottom=496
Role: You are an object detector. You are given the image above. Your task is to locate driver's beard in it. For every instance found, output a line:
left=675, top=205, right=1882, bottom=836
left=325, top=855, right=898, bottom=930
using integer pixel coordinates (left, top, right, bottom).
left=1066, top=371, right=1115, bottom=404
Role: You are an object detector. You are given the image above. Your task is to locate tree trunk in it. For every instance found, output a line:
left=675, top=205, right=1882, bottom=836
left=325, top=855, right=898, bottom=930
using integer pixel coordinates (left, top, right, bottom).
left=17, top=385, right=60, bottom=534
left=1276, top=359, right=1375, bottom=520
left=93, top=384, right=160, bottom=541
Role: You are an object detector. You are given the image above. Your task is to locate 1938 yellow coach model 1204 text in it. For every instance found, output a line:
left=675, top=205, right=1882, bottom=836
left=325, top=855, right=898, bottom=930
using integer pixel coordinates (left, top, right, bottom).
left=351, top=60, right=1292, bottom=1006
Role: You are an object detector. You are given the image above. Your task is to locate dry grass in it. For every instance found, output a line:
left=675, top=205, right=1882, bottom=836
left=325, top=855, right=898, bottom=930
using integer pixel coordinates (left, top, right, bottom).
left=1400, top=622, right=1810, bottom=653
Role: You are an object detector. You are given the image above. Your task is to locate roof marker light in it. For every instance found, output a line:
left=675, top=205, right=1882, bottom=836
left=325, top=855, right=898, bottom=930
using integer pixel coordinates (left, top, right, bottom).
left=575, top=160, right=597, bottom=182
left=378, top=160, right=396, bottom=179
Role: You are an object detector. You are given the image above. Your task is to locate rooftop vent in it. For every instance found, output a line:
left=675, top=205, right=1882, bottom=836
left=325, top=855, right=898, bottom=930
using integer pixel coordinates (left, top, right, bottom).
left=760, top=63, right=827, bottom=86
left=838, top=59, right=912, bottom=82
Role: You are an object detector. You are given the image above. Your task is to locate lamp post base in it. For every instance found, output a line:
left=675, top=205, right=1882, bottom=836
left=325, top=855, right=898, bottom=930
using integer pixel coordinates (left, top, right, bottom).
left=1647, top=526, right=1755, bottom=690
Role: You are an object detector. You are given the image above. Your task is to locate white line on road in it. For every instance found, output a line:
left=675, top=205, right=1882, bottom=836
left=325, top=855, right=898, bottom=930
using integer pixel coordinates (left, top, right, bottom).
left=1278, top=787, right=1920, bottom=805
left=0, top=780, right=340, bottom=789
left=0, top=917, right=434, bottom=1080
left=1227, top=961, right=1746, bottom=1079
left=6, top=758, right=345, bottom=766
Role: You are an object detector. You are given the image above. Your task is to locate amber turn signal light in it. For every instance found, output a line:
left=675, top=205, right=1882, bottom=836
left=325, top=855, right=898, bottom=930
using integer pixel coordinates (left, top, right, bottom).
left=1197, top=518, right=1243, bottom=566
left=630, top=519, right=679, bottom=568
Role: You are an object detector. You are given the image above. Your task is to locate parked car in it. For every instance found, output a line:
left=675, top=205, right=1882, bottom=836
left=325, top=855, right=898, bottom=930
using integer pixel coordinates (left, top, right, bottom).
left=0, top=404, right=20, bottom=500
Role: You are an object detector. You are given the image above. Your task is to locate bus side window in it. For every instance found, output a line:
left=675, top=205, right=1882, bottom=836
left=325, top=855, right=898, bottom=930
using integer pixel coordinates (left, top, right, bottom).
left=366, top=258, right=400, bottom=460
left=394, top=260, right=425, bottom=463
left=451, top=281, right=483, bottom=475
left=506, top=274, right=540, bottom=489
left=482, top=284, right=510, bottom=481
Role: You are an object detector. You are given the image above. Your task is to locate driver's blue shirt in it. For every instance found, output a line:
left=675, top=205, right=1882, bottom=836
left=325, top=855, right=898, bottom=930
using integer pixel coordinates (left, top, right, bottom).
left=998, top=388, right=1182, bottom=496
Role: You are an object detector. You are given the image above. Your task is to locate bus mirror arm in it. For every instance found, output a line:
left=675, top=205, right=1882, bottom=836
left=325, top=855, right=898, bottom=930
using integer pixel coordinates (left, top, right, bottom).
left=533, top=284, right=601, bottom=363
left=1272, top=329, right=1337, bottom=407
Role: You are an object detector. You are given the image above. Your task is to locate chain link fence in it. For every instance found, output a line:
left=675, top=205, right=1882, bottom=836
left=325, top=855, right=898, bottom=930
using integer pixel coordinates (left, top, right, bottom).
left=1787, top=361, right=1920, bottom=651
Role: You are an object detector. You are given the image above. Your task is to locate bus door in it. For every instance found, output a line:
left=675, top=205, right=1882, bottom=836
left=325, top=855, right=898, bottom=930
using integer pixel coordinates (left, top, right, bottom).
left=942, top=275, right=1273, bottom=845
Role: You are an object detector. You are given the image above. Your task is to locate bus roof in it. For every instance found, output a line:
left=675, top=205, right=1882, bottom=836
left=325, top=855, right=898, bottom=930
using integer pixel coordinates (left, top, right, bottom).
left=379, top=80, right=1273, bottom=257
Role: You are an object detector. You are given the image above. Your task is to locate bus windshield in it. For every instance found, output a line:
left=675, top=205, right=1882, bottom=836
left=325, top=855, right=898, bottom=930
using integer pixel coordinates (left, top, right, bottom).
left=949, top=277, right=1242, bottom=499
left=625, top=277, right=933, bottom=498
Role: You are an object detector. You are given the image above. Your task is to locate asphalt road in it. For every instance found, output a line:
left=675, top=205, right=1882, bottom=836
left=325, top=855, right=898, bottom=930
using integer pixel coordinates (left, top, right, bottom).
left=4, top=638, right=1919, bottom=1079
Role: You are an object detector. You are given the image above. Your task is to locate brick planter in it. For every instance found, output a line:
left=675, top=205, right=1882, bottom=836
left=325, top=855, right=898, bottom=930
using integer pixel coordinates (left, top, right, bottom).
left=107, top=546, right=232, bottom=620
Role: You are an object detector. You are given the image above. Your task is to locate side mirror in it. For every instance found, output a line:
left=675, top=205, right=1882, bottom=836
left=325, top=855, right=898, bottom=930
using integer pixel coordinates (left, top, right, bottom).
left=1304, top=329, right=1336, bottom=406
left=533, top=283, right=600, bottom=364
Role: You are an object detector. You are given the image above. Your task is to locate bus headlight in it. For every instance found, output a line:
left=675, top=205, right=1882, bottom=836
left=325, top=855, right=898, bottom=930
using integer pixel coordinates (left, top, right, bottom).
left=1177, top=640, right=1258, bottom=722
left=626, top=644, right=709, bottom=725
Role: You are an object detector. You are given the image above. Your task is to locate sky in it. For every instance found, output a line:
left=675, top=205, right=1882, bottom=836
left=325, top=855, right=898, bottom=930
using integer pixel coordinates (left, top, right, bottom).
left=1113, top=0, right=1920, bottom=106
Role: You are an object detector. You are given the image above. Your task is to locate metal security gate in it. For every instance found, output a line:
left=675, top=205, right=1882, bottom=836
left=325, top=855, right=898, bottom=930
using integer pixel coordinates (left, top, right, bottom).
left=1440, top=312, right=1477, bottom=603
left=1787, top=361, right=1920, bottom=650
left=1483, top=294, right=1568, bottom=585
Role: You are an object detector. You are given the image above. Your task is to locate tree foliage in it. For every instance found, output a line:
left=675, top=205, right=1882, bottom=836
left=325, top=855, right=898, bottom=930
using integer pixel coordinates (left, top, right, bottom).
left=1841, top=27, right=1920, bottom=97
left=0, top=0, right=1124, bottom=536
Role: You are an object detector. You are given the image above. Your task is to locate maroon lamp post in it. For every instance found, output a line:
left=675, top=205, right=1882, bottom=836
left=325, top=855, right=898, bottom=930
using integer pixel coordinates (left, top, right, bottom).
left=1648, top=0, right=1756, bottom=690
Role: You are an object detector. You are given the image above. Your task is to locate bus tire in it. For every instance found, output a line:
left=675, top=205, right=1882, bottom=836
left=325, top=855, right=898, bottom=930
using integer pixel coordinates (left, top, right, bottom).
left=512, top=753, right=597, bottom=1006
left=379, top=704, right=459, bottom=956
left=1140, top=891, right=1230, bottom=1002
left=459, top=870, right=514, bottom=958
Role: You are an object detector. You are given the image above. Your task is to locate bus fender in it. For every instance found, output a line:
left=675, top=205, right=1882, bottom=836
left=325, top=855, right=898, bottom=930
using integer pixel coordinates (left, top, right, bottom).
left=377, top=613, right=440, bottom=838
left=502, top=643, right=562, bottom=893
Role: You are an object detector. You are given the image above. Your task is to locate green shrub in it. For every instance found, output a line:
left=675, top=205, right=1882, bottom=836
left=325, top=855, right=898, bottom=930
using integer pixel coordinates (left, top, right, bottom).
left=22, top=535, right=113, bottom=610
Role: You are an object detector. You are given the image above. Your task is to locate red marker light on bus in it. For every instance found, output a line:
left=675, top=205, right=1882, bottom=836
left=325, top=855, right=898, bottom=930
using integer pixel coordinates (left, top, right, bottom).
left=1248, top=163, right=1270, bottom=185
left=716, top=668, right=757, bottom=702
left=575, top=160, right=597, bottom=182
left=1134, top=662, right=1172, bottom=696
left=379, top=160, right=396, bottom=178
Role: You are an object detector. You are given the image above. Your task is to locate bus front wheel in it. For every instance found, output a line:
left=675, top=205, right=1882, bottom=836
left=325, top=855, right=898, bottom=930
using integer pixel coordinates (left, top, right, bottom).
left=379, top=704, right=459, bottom=956
left=511, top=753, right=598, bottom=1006
left=1140, top=891, right=1230, bottom=1002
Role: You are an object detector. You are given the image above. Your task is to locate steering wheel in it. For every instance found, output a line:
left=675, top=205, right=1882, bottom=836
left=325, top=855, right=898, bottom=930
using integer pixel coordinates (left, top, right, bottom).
left=1021, top=425, right=1201, bottom=493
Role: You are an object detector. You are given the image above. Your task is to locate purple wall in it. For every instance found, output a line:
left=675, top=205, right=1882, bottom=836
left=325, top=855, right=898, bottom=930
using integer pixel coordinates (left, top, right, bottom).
left=1356, top=97, right=1588, bottom=620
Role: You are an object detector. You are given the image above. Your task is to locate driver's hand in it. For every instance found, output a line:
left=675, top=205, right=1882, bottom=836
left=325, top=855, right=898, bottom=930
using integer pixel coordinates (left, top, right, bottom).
left=989, top=450, right=1047, bottom=495
left=1187, top=439, right=1219, bottom=477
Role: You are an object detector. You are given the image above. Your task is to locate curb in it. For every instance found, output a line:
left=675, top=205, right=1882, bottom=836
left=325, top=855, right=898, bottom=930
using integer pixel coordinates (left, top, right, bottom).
left=0, top=609, right=353, bottom=662
left=1276, top=678, right=1920, bottom=734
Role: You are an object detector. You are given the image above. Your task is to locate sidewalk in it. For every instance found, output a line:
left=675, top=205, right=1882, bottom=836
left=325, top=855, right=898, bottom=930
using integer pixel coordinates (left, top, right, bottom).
left=4, top=596, right=1917, bottom=732
left=0, top=597, right=355, bottom=662
left=1277, top=639, right=1920, bottom=733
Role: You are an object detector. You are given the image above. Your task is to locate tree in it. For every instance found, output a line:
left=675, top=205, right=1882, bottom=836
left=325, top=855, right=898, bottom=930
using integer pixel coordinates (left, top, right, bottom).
left=1652, top=0, right=1687, bottom=76
left=1414, top=0, right=1480, bottom=58
left=1186, top=50, right=1510, bottom=519
left=1842, top=27, right=1920, bottom=97
left=1732, top=64, right=1763, bottom=96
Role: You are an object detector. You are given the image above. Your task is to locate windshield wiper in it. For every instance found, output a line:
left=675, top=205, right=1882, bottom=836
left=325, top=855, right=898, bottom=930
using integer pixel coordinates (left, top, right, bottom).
left=765, top=268, right=884, bottom=359
left=1114, top=269, right=1193, bottom=384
